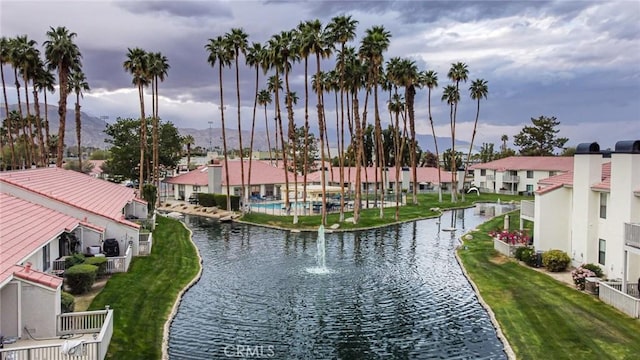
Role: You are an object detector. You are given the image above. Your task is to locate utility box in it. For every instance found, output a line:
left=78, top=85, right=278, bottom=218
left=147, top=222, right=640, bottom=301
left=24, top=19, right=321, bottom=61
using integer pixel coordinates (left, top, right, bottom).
left=585, top=277, right=600, bottom=295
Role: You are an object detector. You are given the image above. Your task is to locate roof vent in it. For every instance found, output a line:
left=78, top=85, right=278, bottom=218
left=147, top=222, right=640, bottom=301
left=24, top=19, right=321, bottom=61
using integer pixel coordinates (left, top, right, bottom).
left=575, top=142, right=599, bottom=154
left=614, top=140, right=640, bottom=154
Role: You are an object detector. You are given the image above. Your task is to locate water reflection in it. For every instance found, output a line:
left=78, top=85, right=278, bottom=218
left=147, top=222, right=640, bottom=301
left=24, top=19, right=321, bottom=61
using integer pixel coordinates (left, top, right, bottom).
left=168, top=207, right=507, bottom=359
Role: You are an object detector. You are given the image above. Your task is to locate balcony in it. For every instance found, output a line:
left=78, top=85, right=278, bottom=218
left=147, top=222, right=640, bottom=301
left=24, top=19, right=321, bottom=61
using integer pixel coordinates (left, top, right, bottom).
left=625, top=222, right=640, bottom=249
left=502, top=174, right=520, bottom=183
left=0, top=308, right=113, bottom=359
left=486, top=174, right=495, bottom=181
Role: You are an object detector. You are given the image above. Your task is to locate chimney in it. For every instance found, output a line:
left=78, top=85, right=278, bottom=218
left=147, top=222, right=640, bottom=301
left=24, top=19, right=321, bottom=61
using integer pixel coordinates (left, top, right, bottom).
left=25, top=262, right=32, bottom=273
left=207, top=162, right=222, bottom=194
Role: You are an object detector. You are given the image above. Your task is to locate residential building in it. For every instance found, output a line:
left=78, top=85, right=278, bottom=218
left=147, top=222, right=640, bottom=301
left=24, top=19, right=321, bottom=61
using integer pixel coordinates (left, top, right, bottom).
left=530, top=140, right=639, bottom=317
left=470, top=156, right=573, bottom=195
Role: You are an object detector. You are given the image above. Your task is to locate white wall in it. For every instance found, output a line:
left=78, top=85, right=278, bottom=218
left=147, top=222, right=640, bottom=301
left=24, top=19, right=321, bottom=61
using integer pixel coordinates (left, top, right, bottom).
left=534, top=188, right=572, bottom=254
left=21, top=281, right=60, bottom=338
left=570, top=154, right=602, bottom=269
left=1, top=282, right=19, bottom=337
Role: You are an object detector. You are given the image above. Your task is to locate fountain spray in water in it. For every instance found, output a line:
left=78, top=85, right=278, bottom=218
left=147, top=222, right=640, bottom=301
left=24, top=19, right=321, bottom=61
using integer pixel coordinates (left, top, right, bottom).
left=307, top=225, right=329, bottom=274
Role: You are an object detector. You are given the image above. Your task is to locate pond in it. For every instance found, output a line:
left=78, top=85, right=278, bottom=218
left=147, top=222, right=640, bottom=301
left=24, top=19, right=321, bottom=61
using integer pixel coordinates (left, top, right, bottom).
left=168, top=207, right=509, bottom=359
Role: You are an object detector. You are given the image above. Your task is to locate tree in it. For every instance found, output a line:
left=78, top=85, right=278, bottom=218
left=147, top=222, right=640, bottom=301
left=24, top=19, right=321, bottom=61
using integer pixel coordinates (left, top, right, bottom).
left=513, top=116, right=568, bottom=156
left=206, top=36, right=233, bottom=211
left=14, top=35, right=41, bottom=166
left=63, top=158, right=94, bottom=174
left=44, top=26, right=81, bottom=168
left=287, top=125, right=319, bottom=175
left=446, top=62, right=468, bottom=202
left=183, top=135, right=195, bottom=168
left=104, top=117, right=181, bottom=181
left=479, top=143, right=496, bottom=163
left=123, top=47, right=148, bottom=193
left=257, top=89, right=273, bottom=162
left=147, top=51, right=169, bottom=192
left=226, top=28, right=248, bottom=203
left=422, top=69, right=443, bottom=202
left=442, top=84, right=460, bottom=201
left=67, top=70, right=89, bottom=170
left=501, top=134, right=508, bottom=153
left=420, top=151, right=438, bottom=168
left=246, top=42, right=267, bottom=207
left=462, top=78, right=488, bottom=201
left=443, top=149, right=462, bottom=172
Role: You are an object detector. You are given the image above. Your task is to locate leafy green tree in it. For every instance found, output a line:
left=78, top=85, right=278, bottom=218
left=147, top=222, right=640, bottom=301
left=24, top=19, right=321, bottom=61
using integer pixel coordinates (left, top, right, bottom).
left=513, top=115, right=569, bottom=156
left=63, top=159, right=94, bottom=174
left=286, top=125, right=319, bottom=175
left=420, top=151, right=438, bottom=168
left=479, top=143, right=495, bottom=163
left=89, top=149, right=110, bottom=160
left=442, top=148, right=462, bottom=172
left=103, top=117, right=181, bottom=181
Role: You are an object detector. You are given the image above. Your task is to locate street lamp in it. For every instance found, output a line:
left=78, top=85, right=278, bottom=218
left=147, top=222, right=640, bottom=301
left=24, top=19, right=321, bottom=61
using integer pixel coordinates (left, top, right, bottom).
left=208, top=121, right=214, bottom=152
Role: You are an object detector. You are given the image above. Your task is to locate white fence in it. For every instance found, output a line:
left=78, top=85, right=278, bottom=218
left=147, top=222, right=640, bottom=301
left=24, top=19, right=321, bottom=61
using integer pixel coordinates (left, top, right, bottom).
left=624, top=222, right=640, bottom=249
left=599, top=282, right=640, bottom=318
left=139, top=233, right=153, bottom=256
left=0, top=309, right=113, bottom=360
left=105, top=245, right=132, bottom=273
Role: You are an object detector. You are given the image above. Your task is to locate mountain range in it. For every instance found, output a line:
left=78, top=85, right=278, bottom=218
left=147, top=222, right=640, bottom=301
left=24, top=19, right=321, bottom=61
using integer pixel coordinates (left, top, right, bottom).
left=1, top=103, right=469, bottom=152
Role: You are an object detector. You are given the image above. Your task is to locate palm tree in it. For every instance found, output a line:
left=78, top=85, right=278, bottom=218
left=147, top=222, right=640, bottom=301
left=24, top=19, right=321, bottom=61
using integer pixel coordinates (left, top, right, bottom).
left=360, top=25, right=391, bottom=219
left=395, top=58, right=420, bottom=205
left=147, top=52, right=169, bottom=192
left=266, top=74, right=283, bottom=166
left=327, top=15, right=358, bottom=222
left=501, top=134, right=508, bottom=153
left=462, top=79, right=489, bottom=201
left=388, top=93, right=405, bottom=220
left=295, top=20, right=314, bottom=214
left=346, top=56, right=366, bottom=223
left=123, top=47, right=148, bottom=193
left=8, top=37, right=27, bottom=166
left=257, top=89, right=273, bottom=163
left=32, top=59, right=50, bottom=167
left=0, top=36, right=16, bottom=169
left=446, top=62, right=469, bottom=201
left=246, top=42, right=267, bottom=202
left=67, top=70, right=89, bottom=171
left=183, top=135, right=195, bottom=169
left=37, top=67, right=55, bottom=166
left=442, top=84, right=460, bottom=201
left=15, top=35, right=41, bottom=166
left=225, top=28, right=249, bottom=204
left=44, top=26, right=81, bottom=168
left=422, top=70, right=442, bottom=202
left=206, top=36, right=233, bottom=211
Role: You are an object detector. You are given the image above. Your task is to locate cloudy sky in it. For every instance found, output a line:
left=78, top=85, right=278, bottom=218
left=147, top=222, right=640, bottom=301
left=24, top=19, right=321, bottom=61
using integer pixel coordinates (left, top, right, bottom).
left=1, top=0, right=639, bottom=150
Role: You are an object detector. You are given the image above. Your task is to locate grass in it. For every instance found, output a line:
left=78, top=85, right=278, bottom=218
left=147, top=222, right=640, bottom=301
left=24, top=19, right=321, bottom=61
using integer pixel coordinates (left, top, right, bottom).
left=88, top=216, right=200, bottom=360
left=241, top=192, right=527, bottom=230
left=458, top=212, right=640, bottom=360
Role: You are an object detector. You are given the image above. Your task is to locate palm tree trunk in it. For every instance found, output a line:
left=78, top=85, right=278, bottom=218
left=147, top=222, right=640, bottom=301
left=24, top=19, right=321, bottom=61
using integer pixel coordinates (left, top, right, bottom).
left=427, top=88, right=443, bottom=203
left=407, top=85, right=418, bottom=205
left=56, top=66, right=69, bottom=168
left=75, top=93, right=81, bottom=171
left=137, top=82, right=146, bottom=194
left=44, top=90, right=51, bottom=166
left=23, top=72, right=36, bottom=167
left=463, top=98, right=482, bottom=202
left=373, top=81, right=384, bottom=219
left=247, top=67, right=259, bottom=208
left=274, top=70, right=289, bottom=210
left=315, top=52, right=327, bottom=225
left=219, top=63, right=231, bottom=211
left=353, top=93, right=362, bottom=224
left=264, top=104, right=273, bottom=164
left=338, top=67, right=346, bottom=222
left=235, top=56, right=246, bottom=205
left=13, top=69, right=27, bottom=167
left=154, top=76, right=160, bottom=206
left=1, top=65, right=16, bottom=169
left=33, top=91, right=46, bottom=166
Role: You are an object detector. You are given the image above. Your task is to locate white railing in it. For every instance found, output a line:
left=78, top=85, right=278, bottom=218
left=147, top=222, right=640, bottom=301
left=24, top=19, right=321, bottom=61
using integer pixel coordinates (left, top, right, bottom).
left=599, top=282, right=640, bottom=318
left=139, top=232, right=153, bottom=256
left=52, top=258, right=66, bottom=275
left=624, top=222, right=640, bottom=249
left=502, top=174, right=520, bottom=183
left=0, top=308, right=113, bottom=360
left=106, top=245, right=132, bottom=273
left=520, top=200, right=535, bottom=219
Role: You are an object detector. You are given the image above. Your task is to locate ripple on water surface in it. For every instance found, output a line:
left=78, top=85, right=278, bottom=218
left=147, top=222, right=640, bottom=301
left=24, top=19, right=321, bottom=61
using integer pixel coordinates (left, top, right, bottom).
left=169, top=208, right=507, bottom=359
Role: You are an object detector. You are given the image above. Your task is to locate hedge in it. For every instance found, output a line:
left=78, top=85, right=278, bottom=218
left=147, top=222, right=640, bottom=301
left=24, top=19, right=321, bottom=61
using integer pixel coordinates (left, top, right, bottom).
left=65, top=253, right=86, bottom=269
left=197, top=193, right=217, bottom=207
left=213, top=194, right=240, bottom=211
left=85, top=256, right=108, bottom=277
left=542, top=249, right=571, bottom=272
left=61, top=291, right=75, bottom=313
left=65, top=264, right=98, bottom=294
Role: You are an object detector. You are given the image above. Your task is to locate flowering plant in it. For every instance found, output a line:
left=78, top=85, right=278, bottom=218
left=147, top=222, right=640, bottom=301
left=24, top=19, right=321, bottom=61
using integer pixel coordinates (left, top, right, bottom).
left=488, top=229, right=530, bottom=246
left=571, top=266, right=596, bottom=290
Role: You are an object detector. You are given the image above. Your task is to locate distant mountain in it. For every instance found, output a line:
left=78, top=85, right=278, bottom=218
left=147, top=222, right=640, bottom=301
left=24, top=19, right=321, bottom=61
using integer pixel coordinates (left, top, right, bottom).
left=1, top=103, right=469, bottom=152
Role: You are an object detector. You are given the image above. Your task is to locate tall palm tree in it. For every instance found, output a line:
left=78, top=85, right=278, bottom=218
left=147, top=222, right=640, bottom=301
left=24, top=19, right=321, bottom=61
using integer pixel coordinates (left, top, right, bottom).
left=295, top=20, right=314, bottom=213
left=327, top=15, right=358, bottom=222
left=67, top=70, right=89, bottom=171
left=442, top=84, right=460, bottom=202
left=225, top=28, right=249, bottom=204
left=388, top=93, right=405, bottom=220
left=147, top=52, right=169, bottom=192
left=266, top=74, right=283, bottom=166
left=0, top=36, right=16, bottom=169
left=32, top=60, right=51, bottom=166
left=345, top=56, right=366, bottom=223
left=446, top=62, right=468, bottom=201
left=395, top=58, right=420, bottom=204
left=360, top=25, right=391, bottom=219
left=15, top=35, right=41, bottom=166
left=44, top=26, right=81, bottom=168
left=183, top=135, right=195, bottom=169
left=38, top=67, right=55, bottom=166
left=462, top=79, right=488, bottom=200
left=8, top=37, right=27, bottom=166
left=246, top=42, right=266, bottom=202
left=206, top=36, right=233, bottom=211
left=422, top=70, right=442, bottom=202
left=257, top=89, right=273, bottom=163
left=501, top=134, right=508, bottom=153
left=123, top=47, right=148, bottom=193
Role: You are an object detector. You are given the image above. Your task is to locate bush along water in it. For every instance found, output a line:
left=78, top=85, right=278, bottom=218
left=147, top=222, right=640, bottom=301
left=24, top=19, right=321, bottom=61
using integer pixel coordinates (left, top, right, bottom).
left=571, top=266, right=597, bottom=290
left=542, top=249, right=571, bottom=272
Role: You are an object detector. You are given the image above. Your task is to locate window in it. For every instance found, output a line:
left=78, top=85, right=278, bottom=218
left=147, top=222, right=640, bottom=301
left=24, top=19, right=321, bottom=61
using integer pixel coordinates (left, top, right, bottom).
left=480, top=169, right=486, bottom=176
left=598, top=239, right=606, bottom=265
left=193, top=185, right=201, bottom=192
left=599, top=193, right=607, bottom=219
left=526, top=170, right=534, bottom=179
left=549, top=171, right=556, bottom=177
left=43, top=243, right=51, bottom=271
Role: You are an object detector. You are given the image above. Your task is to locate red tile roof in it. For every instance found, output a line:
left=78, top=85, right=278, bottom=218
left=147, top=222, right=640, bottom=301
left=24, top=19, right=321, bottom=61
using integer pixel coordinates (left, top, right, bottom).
left=470, top=156, right=573, bottom=172
left=164, top=160, right=300, bottom=186
left=0, top=192, right=79, bottom=287
left=591, top=162, right=611, bottom=191
left=536, top=162, right=612, bottom=195
left=13, top=265, right=63, bottom=289
left=0, top=167, right=141, bottom=228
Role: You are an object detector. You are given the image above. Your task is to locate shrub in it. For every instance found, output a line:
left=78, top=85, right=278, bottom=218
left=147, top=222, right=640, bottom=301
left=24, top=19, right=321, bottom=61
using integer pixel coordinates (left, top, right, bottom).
left=488, top=229, right=530, bottom=246
left=213, top=194, right=240, bottom=211
left=571, top=266, right=597, bottom=290
left=65, top=264, right=98, bottom=294
left=517, top=247, right=538, bottom=267
left=65, top=253, right=85, bottom=269
left=542, top=249, right=571, bottom=272
left=84, top=256, right=108, bottom=277
left=61, top=291, right=75, bottom=313
left=581, top=263, right=603, bottom=278
left=514, top=246, right=532, bottom=261
left=197, top=193, right=217, bottom=207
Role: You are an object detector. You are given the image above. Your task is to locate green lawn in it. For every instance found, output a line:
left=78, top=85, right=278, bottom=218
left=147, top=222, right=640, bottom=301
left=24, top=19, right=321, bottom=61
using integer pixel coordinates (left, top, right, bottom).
left=241, top=192, right=527, bottom=230
left=458, top=213, right=640, bottom=360
left=88, top=216, right=200, bottom=359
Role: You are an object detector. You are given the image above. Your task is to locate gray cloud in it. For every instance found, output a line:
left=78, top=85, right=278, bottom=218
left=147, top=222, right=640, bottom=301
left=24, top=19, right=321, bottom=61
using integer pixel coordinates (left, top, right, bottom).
left=116, top=0, right=233, bottom=19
